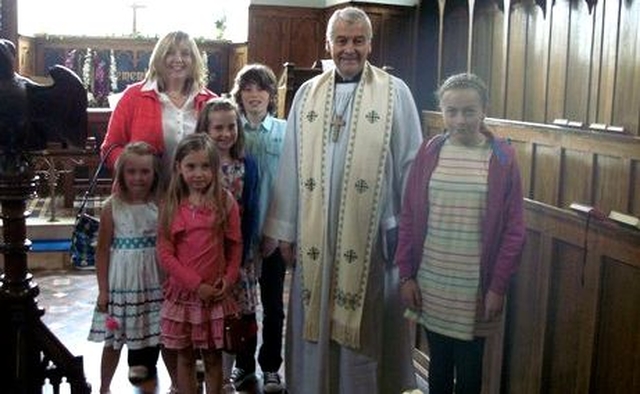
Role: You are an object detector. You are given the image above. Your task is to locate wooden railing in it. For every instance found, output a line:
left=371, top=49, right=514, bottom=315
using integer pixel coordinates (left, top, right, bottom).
left=422, top=111, right=640, bottom=217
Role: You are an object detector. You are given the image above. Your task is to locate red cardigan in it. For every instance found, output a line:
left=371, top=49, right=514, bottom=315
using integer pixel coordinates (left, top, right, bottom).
left=100, top=81, right=216, bottom=168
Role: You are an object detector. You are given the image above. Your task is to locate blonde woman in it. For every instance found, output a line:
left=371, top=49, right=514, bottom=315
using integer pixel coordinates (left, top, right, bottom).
left=101, top=30, right=216, bottom=177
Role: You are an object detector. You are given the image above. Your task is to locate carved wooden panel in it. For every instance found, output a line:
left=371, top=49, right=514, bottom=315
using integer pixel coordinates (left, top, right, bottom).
left=227, top=43, right=248, bottom=93
left=505, top=4, right=527, bottom=120
left=545, top=0, right=570, bottom=122
left=442, top=6, right=469, bottom=78
left=289, top=16, right=325, bottom=70
left=591, top=260, right=640, bottom=393
left=595, top=0, right=620, bottom=125
left=612, top=0, right=640, bottom=134
left=415, top=198, right=640, bottom=393
left=564, top=0, right=593, bottom=123
left=560, top=150, right=593, bottom=208
left=423, top=0, right=640, bottom=135
left=523, top=4, right=548, bottom=123
left=470, top=5, right=495, bottom=89
left=504, top=201, right=640, bottom=393
left=249, top=4, right=416, bottom=97
left=357, top=4, right=416, bottom=83
left=248, top=5, right=324, bottom=78
left=532, top=144, right=561, bottom=204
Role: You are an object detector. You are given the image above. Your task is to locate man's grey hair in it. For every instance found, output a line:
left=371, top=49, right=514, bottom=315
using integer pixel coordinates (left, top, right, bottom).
left=326, top=7, right=373, bottom=43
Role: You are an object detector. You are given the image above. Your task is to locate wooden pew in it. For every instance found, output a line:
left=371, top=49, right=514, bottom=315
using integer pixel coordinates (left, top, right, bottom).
left=506, top=200, right=640, bottom=393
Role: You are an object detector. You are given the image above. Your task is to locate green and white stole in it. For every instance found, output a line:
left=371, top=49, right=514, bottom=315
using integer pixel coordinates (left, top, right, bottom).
left=298, top=62, right=394, bottom=349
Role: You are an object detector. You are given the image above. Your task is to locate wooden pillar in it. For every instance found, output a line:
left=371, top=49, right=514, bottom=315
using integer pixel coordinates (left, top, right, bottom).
left=467, top=0, right=476, bottom=72
left=500, top=0, right=512, bottom=117
left=0, top=38, right=91, bottom=394
left=437, top=0, right=446, bottom=83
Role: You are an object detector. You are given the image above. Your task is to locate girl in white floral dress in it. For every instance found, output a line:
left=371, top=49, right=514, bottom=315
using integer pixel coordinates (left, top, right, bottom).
left=87, top=142, right=163, bottom=393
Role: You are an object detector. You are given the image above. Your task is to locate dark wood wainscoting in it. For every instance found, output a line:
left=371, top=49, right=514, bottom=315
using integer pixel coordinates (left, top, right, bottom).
left=413, top=199, right=640, bottom=393
left=248, top=5, right=325, bottom=78
left=505, top=200, right=640, bottom=393
left=417, top=0, right=640, bottom=136
left=248, top=3, right=417, bottom=85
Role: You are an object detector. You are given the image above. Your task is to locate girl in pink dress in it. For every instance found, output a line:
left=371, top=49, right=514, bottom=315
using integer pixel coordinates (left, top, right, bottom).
left=157, top=132, right=242, bottom=394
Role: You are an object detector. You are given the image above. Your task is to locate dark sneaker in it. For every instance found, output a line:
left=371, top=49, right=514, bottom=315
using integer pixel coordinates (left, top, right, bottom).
left=128, top=365, right=149, bottom=384
left=263, top=371, right=283, bottom=393
left=230, top=368, right=257, bottom=390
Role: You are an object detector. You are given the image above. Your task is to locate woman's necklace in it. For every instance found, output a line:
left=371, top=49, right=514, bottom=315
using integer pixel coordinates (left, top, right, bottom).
left=331, top=89, right=355, bottom=142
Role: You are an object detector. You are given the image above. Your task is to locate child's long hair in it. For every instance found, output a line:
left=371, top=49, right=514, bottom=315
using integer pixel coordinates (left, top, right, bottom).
left=159, top=133, right=229, bottom=240
left=195, top=97, right=245, bottom=160
left=113, top=141, right=161, bottom=202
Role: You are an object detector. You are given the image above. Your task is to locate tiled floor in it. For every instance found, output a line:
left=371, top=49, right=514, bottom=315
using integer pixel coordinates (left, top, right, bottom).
left=35, top=268, right=287, bottom=394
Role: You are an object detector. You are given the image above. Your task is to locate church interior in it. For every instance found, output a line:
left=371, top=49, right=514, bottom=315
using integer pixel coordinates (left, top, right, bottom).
left=1, top=0, right=639, bottom=393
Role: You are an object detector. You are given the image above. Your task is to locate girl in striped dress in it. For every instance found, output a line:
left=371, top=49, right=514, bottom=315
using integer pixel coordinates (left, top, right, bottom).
left=88, top=141, right=164, bottom=393
left=395, top=73, right=526, bottom=394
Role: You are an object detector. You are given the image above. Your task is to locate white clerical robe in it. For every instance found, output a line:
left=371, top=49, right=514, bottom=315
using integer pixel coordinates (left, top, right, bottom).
left=263, top=73, right=423, bottom=394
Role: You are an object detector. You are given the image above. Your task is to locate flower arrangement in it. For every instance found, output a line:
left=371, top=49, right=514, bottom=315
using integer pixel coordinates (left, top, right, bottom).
left=82, top=48, right=98, bottom=106
left=109, top=49, right=118, bottom=92
left=93, top=55, right=109, bottom=106
left=82, top=48, right=93, bottom=90
left=201, top=50, right=209, bottom=84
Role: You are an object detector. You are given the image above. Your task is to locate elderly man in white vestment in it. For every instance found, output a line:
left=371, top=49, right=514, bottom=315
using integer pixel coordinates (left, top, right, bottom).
left=262, top=7, right=423, bottom=394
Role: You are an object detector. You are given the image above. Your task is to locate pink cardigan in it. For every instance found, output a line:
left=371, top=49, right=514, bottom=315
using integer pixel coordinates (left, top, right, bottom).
left=395, top=130, right=526, bottom=296
left=100, top=81, right=216, bottom=168
left=157, top=199, right=242, bottom=292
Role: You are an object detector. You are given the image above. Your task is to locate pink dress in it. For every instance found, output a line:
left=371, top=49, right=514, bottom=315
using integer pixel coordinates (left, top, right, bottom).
left=157, top=197, right=242, bottom=350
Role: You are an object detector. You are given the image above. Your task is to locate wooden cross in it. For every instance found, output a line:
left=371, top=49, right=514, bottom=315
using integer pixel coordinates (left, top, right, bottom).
left=331, top=114, right=346, bottom=142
